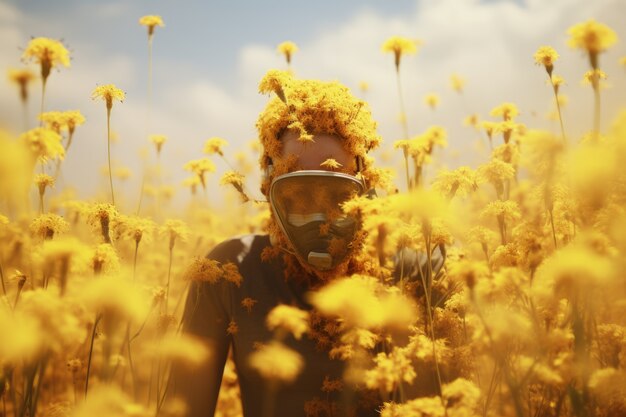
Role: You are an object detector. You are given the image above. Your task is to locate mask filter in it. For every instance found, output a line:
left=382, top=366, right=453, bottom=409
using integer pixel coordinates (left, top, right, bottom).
left=269, top=171, right=365, bottom=271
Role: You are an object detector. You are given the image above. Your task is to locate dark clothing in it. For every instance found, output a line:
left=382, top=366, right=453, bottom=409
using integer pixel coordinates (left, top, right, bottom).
left=173, top=234, right=378, bottom=417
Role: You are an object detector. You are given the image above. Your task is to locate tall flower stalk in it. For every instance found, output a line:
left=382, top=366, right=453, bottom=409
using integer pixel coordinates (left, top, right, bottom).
left=91, top=84, right=125, bottom=206
left=8, top=68, right=36, bottom=131
left=567, top=20, right=618, bottom=139
left=21, top=38, right=70, bottom=126
left=382, top=36, right=420, bottom=190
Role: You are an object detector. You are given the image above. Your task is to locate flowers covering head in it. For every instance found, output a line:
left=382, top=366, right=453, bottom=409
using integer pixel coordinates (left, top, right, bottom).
left=256, top=70, right=382, bottom=196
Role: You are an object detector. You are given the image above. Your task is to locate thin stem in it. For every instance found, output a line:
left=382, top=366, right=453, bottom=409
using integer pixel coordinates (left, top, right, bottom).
left=165, top=245, right=173, bottom=313
left=549, top=209, right=557, bottom=250
left=551, top=83, right=567, bottom=143
left=22, top=98, right=28, bottom=132
left=419, top=225, right=444, bottom=399
left=395, top=69, right=410, bottom=141
left=593, top=84, right=601, bottom=141
left=39, top=77, right=47, bottom=127
left=133, top=240, right=139, bottom=281
left=84, top=313, right=102, bottom=398
left=106, top=106, right=115, bottom=205
left=403, top=153, right=411, bottom=191
left=0, top=261, right=6, bottom=296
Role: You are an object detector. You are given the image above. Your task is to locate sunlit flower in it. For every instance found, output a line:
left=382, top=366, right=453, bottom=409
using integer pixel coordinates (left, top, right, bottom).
left=266, top=304, right=309, bottom=340
left=358, top=81, right=370, bottom=92
left=91, top=84, right=125, bottom=110
left=149, top=134, right=167, bottom=155
left=319, top=158, right=342, bottom=170
left=139, top=15, right=165, bottom=36
left=534, top=46, right=559, bottom=75
left=22, top=37, right=70, bottom=81
left=381, top=36, right=421, bottom=71
left=184, top=158, right=216, bottom=190
left=424, top=93, right=440, bottom=110
left=450, top=73, right=466, bottom=93
left=203, top=136, right=228, bottom=156
left=19, top=127, right=64, bottom=162
left=8, top=68, right=36, bottom=102
left=490, top=102, right=519, bottom=121
left=161, top=219, right=190, bottom=250
left=249, top=341, right=303, bottom=383
left=567, top=19, right=618, bottom=68
left=241, top=297, right=258, bottom=313
left=277, top=41, right=299, bottom=65
left=30, top=213, right=68, bottom=239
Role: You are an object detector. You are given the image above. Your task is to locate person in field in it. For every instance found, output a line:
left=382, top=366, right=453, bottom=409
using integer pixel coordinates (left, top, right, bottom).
left=171, top=70, right=442, bottom=417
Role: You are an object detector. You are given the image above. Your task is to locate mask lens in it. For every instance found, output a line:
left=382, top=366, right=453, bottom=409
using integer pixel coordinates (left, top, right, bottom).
left=270, top=172, right=364, bottom=270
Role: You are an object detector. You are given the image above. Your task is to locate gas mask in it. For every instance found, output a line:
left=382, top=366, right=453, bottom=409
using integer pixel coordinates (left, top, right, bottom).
left=269, top=170, right=366, bottom=271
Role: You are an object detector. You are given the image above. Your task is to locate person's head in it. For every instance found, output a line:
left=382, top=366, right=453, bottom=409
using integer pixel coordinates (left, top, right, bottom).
left=256, top=70, right=382, bottom=277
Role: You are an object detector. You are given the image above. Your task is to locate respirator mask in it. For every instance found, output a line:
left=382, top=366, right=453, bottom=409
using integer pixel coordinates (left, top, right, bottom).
left=269, top=170, right=366, bottom=271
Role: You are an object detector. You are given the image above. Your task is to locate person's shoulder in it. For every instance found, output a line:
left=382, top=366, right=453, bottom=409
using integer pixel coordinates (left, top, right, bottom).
left=207, top=233, right=270, bottom=265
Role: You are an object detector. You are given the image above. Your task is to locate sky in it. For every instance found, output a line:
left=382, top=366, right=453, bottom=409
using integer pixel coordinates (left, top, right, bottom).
left=1, top=0, right=625, bottom=209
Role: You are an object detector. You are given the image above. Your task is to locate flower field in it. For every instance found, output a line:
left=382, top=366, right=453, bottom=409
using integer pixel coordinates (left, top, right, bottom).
left=1, top=8, right=626, bottom=417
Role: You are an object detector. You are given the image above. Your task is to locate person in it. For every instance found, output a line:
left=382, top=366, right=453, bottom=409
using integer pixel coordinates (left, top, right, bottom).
left=170, top=71, right=441, bottom=417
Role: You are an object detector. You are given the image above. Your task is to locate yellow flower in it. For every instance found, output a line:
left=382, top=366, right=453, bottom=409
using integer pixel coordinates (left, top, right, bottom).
left=310, top=274, right=416, bottom=329
left=30, top=213, right=69, bottom=239
left=490, top=102, right=519, bottom=121
left=19, top=127, right=64, bottom=162
left=381, top=36, right=421, bottom=70
left=266, top=305, right=309, bottom=340
left=34, top=173, right=55, bottom=195
left=39, top=111, right=64, bottom=133
left=358, top=81, right=369, bottom=92
left=534, top=46, right=559, bottom=75
left=481, top=200, right=521, bottom=223
left=160, top=219, right=190, bottom=249
left=365, top=347, right=416, bottom=393
left=249, top=341, right=303, bottom=383
left=149, top=134, right=167, bottom=154
left=87, top=203, right=118, bottom=244
left=220, top=170, right=248, bottom=202
left=258, top=69, right=292, bottom=103
left=62, top=110, right=86, bottom=135
left=147, top=333, right=210, bottom=369
left=203, top=136, right=228, bottom=156
left=139, top=15, right=165, bottom=36
left=424, top=93, right=440, bottom=109
left=450, top=73, right=466, bottom=93
left=582, top=69, right=607, bottom=89
left=567, top=19, right=618, bottom=56
left=464, top=114, right=479, bottom=129
left=432, top=166, right=477, bottom=198
left=22, top=37, right=70, bottom=80
left=8, top=68, right=36, bottom=101
left=183, top=257, right=222, bottom=283
left=184, top=158, right=215, bottom=189
left=277, top=41, right=299, bottom=64
left=116, top=215, right=155, bottom=245
left=91, top=243, right=120, bottom=274
left=91, top=84, right=125, bottom=110
left=319, top=158, right=342, bottom=170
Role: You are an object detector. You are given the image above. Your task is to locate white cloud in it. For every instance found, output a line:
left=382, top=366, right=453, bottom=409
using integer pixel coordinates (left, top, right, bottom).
left=1, top=0, right=625, bottom=205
